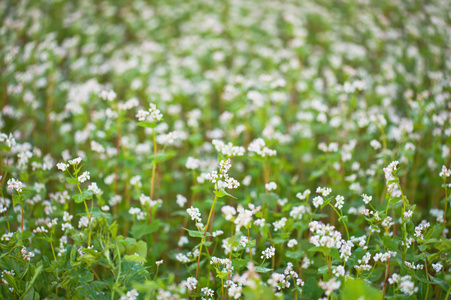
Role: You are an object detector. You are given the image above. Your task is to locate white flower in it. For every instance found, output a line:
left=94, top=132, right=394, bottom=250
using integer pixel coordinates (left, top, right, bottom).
left=78, top=216, right=90, bottom=228
left=156, top=260, right=164, bottom=266
left=221, top=205, right=237, bottom=221
left=287, top=239, right=298, bottom=248
left=261, top=246, right=276, bottom=259
left=187, top=206, right=202, bottom=223
left=273, top=217, right=287, bottom=231
left=186, top=157, right=201, bottom=169
left=78, top=171, right=90, bottom=183
left=129, top=207, right=141, bottom=216
left=7, top=178, right=25, bottom=193
left=399, top=275, right=418, bottom=295
left=57, top=162, right=69, bottom=171
left=68, top=157, right=82, bottom=165
left=403, top=210, right=413, bottom=219
left=265, top=182, right=277, bottom=191
left=312, top=196, right=324, bottom=208
left=432, top=262, right=442, bottom=273
left=176, top=194, right=187, bottom=207
left=361, top=194, right=372, bottom=204
left=318, top=278, right=341, bottom=296
left=335, top=195, right=344, bottom=209
left=316, top=187, right=332, bottom=197
left=99, top=90, right=117, bottom=101
left=333, top=265, right=345, bottom=277
left=119, top=289, right=139, bottom=300
left=439, top=165, right=451, bottom=178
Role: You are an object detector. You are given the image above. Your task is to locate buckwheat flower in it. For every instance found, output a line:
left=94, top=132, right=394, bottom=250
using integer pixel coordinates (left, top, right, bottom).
left=273, top=217, right=287, bottom=231
left=187, top=206, right=202, bottom=223
left=78, top=171, right=90, bottom=183
left=129, top=207, right=141, bottom=216
left=388, top=273, right=400, bottom=285
left=318, top=278, right=341, bottom=296
left=99, top=90, right=116, bottom=101
left=201, top=287, right=214, bottom=300
left=185, top=157, right=201, bottom=169
left=184, top=277, right=197, bottom=293
left=296, top=189, right=311, bottom=200
left=136, top=109, right=149, bottom=121
left=261, top=246, right=276, bottom=259
left=88, top=182, right=101, bottom=194
left=248, top=138, right=276, bottom=157
left=316, top=187, right=332, bottom=197
left=178, top=236, right=189, bottom=247
left=130, top=175, right=142, bottom=187
left=399, top=275, right=418, bottom=295
left=335, top=195, right=344, bottom=209
left=312, top=196, right=324, bottom=208
left=119, top=289, right=138, bottom=300
left=33, top=226, right=48, bottom=233
left=242, top=175, right=252, bottom=186
left=101, top=205, right=110, bottom=211
left=432, top=262, right=442, bottom=273
left=21, top=247, right=35, bottom=261
left=7, top=178, right=24, bottom=192
left=176, top=194, right=187, bottom=207
left=176, top=253, right=190, bottom=263
left=212, top=230, right=224, bottom=237
left=221, top=205, right=237, bottom=220
left=234, top=205, right=253, bottom=230
left=78, top=216, right=90, bottom=228
left=265, top=182, right=277, bottom=191
left=62, top=223, right=73, bottom=231
left=287, top=239, right=298, bottom=248
left=439, top=165, right=451, bottom=178
left=290, top=205, right=309, bottom=219
left=403, top=210, right=413, bottom=219
left=212, top=139, right=245, bottom=156
left=430, top=208, right=444, bottom=223
left=68, top=157, right=82, bottom=165
left=404, top=261, right=424, bottom=270
left=57, top=162, right=69, bottom=171
left=333, top=265, right=345, bottom=277
left=254, top=218, right=265, bottom=227
left=361, top=194, right=372, bottom=204
left=156, top=260, right=164, bottom=266
left=370, top=139, right=382, bottom=150
left=383, top=161, right=399, bottom=181
left=1, top=232, right=13, bottom=241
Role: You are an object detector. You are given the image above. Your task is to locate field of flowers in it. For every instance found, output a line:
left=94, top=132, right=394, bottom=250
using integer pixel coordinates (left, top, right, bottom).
left=1, top=0, right=450, bottom=299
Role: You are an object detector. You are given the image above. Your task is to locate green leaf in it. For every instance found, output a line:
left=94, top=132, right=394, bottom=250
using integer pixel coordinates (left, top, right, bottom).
left=62, top=177, right=79, bottom=185
left=286, top=249, right=304, bottom=260
left=74, top=190, right=94, bottom=204
left=137, top=121, right=157, bottom=128
left=255, top=266, right=273, bottom=273
left=382, top=236, right=398, bottom=252
left=183, top=228, right=211, bottom=238
left=342, top=277, right=382, bottom=300
left=214, top=189, right=237, bottom=199
left=131, top=220, right=160, bottom=239
left=124, top=254, right=146, bottom=263
left=12, top=194, right=23, bottom=206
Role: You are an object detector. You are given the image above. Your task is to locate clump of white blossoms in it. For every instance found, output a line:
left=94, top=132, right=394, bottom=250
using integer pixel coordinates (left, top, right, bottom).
left=335, top=195, right=344, bottom=209
left=432, top=262, right=442, bottom=273
left=361, top=193, right=372, bottom=204
left=135, top=103, right=163, bottom=123
left=212, top=139, right=245, bottom=157
left=261, top=246, right=276, bottom=259
left=265, top=181, right=277, bottom=191
left=98, top=90, right=117, bottom=101
left=119, top=289, right=138, bottom=300
left=309, top=221, right=342, bottom=249
left=7, top=178, right=25, bottom=193
left=205, top=158, right=240, bottom=190
left=399, top=275, right=418, bottom=295
left=312, top=196, right=324, bottom=208
left=439, top=165, right=451, bottom=178
left=318, top=277, right=341, bottom=296
left=247, top=138, right=276, bottom=157
left=316, top=186, right=332, bottom=197
left=383, top=161, right=399, bottom=194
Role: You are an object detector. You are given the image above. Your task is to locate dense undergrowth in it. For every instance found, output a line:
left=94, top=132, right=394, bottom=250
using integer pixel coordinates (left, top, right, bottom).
left=0, top=0, right=450, bottom=299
